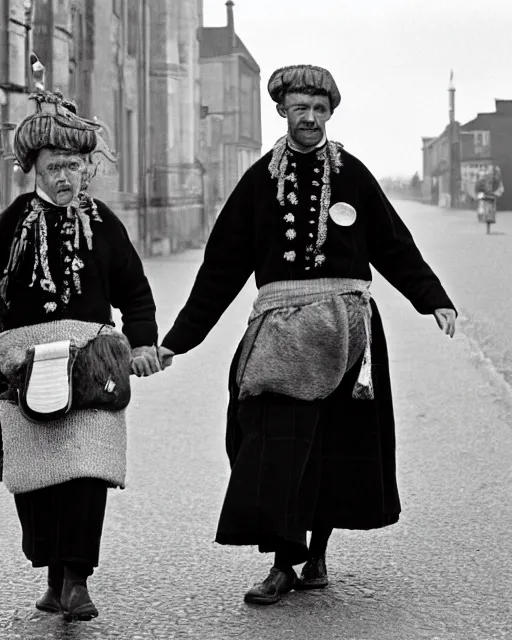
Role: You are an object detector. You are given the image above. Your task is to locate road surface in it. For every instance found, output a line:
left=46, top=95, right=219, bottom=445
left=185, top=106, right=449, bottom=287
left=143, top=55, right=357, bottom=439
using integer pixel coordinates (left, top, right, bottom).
left=0, top=200, right=511, bottom=639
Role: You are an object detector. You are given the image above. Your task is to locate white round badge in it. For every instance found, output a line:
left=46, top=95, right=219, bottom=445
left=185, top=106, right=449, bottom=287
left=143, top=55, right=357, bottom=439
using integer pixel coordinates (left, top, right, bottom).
left=329, top=202, right=357, bottom=226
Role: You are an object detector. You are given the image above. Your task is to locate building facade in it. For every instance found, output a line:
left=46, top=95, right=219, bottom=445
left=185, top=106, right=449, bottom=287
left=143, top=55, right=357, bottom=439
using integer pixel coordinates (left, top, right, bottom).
left=198, top=0, right=262, bottom=226
left=148, top=0, right=205, bottom=253
left=0, top=0, right=262, bottom=252
left=459, top=100, right=512, bottom=211
left=422, top=75, right=512, bottom=212
left=0, top=0, right=34, bottom=210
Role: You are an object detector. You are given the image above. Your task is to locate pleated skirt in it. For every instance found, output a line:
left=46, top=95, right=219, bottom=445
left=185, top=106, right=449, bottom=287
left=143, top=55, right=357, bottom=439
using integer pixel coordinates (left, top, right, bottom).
left=216, top=300, right=401, bottom=564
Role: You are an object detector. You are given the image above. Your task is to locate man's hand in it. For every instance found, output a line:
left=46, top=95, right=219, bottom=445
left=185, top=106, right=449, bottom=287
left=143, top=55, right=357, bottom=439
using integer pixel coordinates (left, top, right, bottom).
left=131, top=345, right=163, bottom=377
left=434, top=308, right=456, bottom=338
left=157, top=346, right=175, bottom=369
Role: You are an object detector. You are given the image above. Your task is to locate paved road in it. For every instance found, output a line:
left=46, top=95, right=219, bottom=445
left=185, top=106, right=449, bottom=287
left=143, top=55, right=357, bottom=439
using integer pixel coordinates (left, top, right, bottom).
left=0, top=201, right=511, bottom=639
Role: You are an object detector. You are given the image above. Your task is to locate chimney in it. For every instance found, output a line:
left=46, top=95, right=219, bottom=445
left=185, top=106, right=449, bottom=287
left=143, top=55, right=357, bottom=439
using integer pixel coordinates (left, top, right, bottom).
left=448, top=69, right=455, bottom=124
left=197, top=0, right=204, bottom=28
left=495, top=99, right=512, bottom=116
left=226, top=0, right=236, bottom=50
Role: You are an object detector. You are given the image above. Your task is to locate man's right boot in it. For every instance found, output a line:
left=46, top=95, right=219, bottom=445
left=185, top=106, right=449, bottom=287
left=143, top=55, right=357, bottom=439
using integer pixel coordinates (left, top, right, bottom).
left=60, top=565, right=98, bottom=622
left=36, top=563, right=63, bottom=613
left=244, top=566, right=297, bottom=605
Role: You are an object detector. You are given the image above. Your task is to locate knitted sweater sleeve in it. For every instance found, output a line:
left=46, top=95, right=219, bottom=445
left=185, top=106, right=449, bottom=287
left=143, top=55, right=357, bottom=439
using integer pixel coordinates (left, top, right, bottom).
left=98, top=202, right=158, bottom=348
left=361, top=163, right=457, bottom=315
left=161, top=169, right=255, bottom=354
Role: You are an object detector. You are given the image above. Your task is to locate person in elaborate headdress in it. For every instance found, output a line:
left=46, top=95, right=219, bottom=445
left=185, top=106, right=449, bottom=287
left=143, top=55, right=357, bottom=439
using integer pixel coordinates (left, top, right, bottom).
left=158, top=64, right=457, bottom=605
left=0, top=56, right=171, bottom=621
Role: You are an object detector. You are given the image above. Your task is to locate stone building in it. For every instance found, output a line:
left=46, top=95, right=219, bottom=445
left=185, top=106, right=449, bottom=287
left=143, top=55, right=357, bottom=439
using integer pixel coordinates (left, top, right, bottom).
left=32, top=0, right=142, bottom=244
left=198, top=0, right=262, bottom=225
left=148, top=0, right=204, bottom=253
left=0, top=0, right=34, bottom=210
left=0, top=0, right=262, bottom=253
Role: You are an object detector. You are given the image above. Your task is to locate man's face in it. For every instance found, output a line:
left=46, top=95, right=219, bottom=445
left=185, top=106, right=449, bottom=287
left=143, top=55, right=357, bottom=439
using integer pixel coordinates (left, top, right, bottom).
left=35, top=149, right=85, bottom=206
left=277, top=92, right=332, bottom=150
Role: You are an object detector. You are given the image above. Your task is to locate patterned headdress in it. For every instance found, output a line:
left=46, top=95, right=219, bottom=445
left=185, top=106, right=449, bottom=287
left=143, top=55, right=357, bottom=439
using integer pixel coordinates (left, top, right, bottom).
left=13, top=92, right=100, bottom=173
left=13, top=54, right=116, bottom=176
left=268, top=65, right=341, bottom=111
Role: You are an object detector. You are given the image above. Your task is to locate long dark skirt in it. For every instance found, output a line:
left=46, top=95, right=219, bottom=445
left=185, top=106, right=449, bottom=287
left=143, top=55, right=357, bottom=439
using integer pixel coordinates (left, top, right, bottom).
left=14, top=477, right=108, bottom=569
left=215, top=300, right=401, bottom=565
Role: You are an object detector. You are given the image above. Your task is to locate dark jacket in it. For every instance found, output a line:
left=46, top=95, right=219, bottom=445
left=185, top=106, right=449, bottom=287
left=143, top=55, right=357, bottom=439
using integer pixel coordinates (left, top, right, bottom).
left=160, top=143, right=457, bottom=538
left=0, top=192, right=157, bottom=348
left=162, top=145, right=455, bottom=354
left=0, top=193, right=157, bottom=482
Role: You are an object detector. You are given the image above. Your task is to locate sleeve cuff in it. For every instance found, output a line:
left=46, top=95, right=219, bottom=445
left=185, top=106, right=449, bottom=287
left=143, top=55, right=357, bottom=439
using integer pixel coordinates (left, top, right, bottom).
left=123, top=321, right=158, bottom=349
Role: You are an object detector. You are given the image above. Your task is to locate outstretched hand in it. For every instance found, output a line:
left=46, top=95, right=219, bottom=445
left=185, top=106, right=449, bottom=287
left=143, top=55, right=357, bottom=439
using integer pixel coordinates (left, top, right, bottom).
left=434, top=308, right=456, bottom=338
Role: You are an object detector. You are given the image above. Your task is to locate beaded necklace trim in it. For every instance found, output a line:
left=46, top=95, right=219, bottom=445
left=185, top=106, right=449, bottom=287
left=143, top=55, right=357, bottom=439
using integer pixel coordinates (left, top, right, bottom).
left=269, top=135, right=344, bottom=268
left=0, top=191, right=102, bottom=318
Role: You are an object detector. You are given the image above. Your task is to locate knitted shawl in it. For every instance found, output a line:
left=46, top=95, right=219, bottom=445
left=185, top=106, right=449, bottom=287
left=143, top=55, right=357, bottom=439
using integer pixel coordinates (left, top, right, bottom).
left=0, top=191, right=101, bottom=327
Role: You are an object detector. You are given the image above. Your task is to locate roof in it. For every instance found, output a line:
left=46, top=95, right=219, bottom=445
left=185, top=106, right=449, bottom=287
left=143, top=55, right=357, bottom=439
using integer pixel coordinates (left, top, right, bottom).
left=422, top=125, right=450, bottom=149
left=461, top=113, right=494, bottom=131
left=461, top=100, right=512, bottom=130
left=199, top=27, right=260, bottom=74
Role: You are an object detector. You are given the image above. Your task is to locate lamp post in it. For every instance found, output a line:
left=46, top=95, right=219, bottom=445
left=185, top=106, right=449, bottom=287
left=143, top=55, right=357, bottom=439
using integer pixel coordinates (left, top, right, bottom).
left=448, top=69, right=460, bottom=209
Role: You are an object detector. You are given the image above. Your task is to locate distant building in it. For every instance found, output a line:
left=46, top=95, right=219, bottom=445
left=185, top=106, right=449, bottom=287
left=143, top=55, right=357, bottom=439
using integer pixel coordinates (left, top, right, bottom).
left=422, top=74, right=512, bottom=212
left=421, top=72, right=460, bottom=208
left=198, top=0, right=262, bottom=222
left=422, top=131, right=451, bottom=207
left=459, top=100, right=512, bottom=211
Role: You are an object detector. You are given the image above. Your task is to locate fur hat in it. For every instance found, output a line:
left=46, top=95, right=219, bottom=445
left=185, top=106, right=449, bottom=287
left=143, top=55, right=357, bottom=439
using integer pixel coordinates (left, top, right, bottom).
left=268, top=65, right=341, bottom=110
left=13, top=91, right=100, bottom=173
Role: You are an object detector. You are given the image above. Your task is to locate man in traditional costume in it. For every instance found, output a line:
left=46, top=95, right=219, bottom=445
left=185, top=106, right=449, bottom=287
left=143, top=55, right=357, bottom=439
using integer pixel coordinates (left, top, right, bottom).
left=160, top=65, right=457, bottom=605
left=0, top=74, right=169, bottom=620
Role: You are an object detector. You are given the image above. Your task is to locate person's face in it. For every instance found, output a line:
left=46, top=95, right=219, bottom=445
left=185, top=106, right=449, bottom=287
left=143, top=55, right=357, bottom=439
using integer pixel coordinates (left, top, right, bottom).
left=35, top=149, right=85, bottom=206
left=277, top=92, right=332, bottom=150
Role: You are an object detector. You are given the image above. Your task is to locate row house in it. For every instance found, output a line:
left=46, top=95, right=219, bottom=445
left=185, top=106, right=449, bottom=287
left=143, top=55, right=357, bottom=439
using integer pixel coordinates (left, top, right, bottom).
left=459, top=100, right=512, bottom=211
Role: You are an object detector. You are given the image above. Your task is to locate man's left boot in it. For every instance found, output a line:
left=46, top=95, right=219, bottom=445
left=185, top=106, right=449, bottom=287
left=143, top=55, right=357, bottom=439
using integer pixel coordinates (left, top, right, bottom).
left=36, top=563, right=64, bottom=613
left=60, top=566, right=98, bottom=622
left=294, top=555, right=328, bottom=590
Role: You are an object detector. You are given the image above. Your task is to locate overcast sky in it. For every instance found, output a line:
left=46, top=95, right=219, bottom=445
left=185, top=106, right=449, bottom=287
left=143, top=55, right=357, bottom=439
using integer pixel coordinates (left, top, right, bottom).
left=203, top=0, right=512, bottom=179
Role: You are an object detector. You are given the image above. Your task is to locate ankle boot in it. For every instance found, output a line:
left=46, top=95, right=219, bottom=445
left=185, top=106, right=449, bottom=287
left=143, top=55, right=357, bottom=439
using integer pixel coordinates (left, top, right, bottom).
left=295, top=555, right=328, bottom=590
left=60, top=565, right=98, bottom=621
left=36, top=563, right=63, bottom=613
left=244, top=566, right=297, bottom=605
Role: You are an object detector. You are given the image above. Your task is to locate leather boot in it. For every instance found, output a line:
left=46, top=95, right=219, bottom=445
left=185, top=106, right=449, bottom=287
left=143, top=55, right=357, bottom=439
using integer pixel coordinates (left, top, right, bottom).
left=294, top=555, right=328, bottom=590
left=244, top=566, right=297, bottom=605
left=36, top=563, right=63, bottom=613
left=60, top=566, right=98, bottom=621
